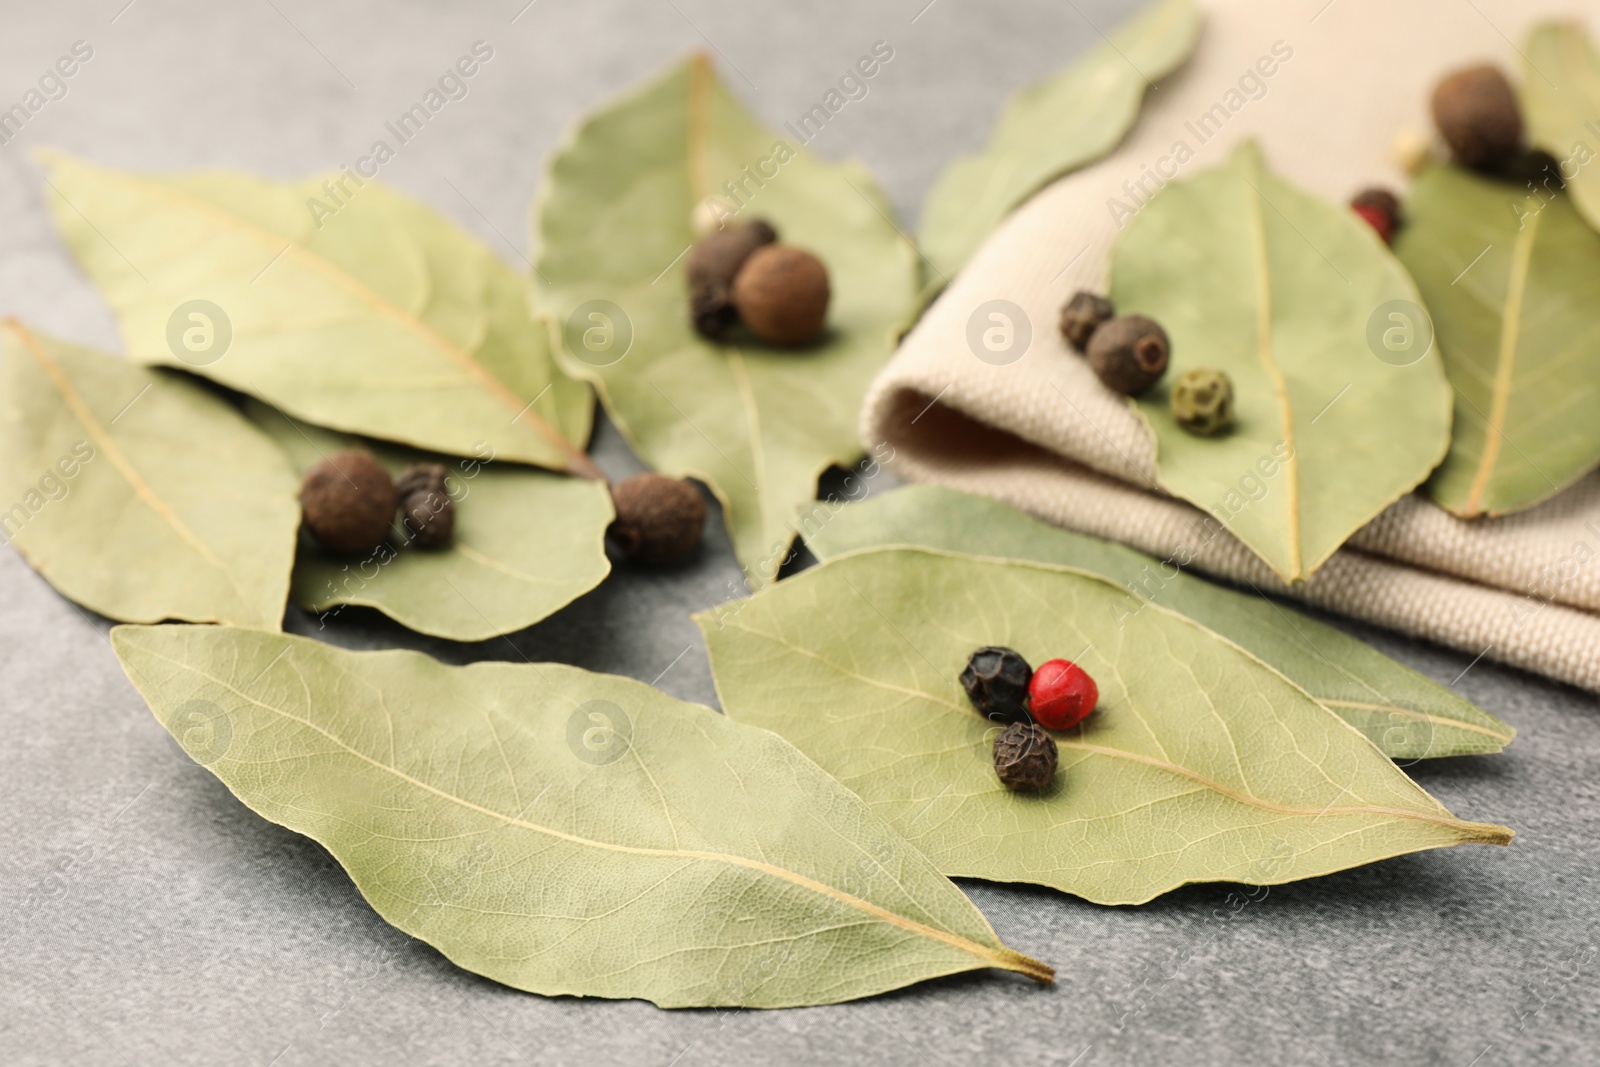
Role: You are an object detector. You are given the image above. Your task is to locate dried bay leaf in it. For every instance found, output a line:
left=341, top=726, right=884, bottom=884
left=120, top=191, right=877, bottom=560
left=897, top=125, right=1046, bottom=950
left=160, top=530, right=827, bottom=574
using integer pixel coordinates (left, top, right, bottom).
left=112, top=624, right=1052, bottom=1005
left=1523, top=21, right=1600, bottom=234
left=1112, top=141, right=1453, bottom=581
left=247, top=404, right=611, bottom=642
left=700, top=548, right=1511, bottom=905
left=533, top=56, right=917, bottom=585
left=805, top=485, right=1512, bottom=759
left=918, top=0, right=1200, bottom=282
left=0, top=322, right=296, bottom=630
left=39, top=152, right=599, bottom=477
left=1393, top=165, right=1600, bottom=517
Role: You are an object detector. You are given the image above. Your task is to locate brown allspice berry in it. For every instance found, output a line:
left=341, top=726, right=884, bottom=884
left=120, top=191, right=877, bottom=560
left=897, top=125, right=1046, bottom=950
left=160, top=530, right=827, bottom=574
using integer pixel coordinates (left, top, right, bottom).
left=1431, top=64, right=1522, bottom=171
left=609, top=473, right=707, bottom=565
left=1086, top=314, right=1170, bottom=395
left=300, top=450, right=397, bottom=555
left=1059, top=291, right=1114, bottom=352
left=687, top=219, right=778, bottom=339
left=395, top=463, right=455, bottom=550
left=730, top=244, right=830, bottom=346
left=993, top=721, right=1058, bottom=794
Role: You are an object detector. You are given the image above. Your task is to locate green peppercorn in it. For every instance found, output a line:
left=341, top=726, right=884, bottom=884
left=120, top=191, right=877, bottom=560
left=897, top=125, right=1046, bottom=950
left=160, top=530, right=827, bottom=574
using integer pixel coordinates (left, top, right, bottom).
left=1171, top=368, right=1235, bottom=437
left=993, top=721, right=1057, bottom=793
left=1059, top=291, right=1114, bottom=353
left=1087, top=315, right=1170, bottom=395
left=960, top=646, right=1033, bottom=724
left=395, top=463, right=454, bottom=549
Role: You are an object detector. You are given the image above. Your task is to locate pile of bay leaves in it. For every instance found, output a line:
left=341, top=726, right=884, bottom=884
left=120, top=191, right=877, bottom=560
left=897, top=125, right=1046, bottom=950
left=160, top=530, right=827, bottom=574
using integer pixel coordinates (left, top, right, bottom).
left=4, top=0, right=1593, bottom=1010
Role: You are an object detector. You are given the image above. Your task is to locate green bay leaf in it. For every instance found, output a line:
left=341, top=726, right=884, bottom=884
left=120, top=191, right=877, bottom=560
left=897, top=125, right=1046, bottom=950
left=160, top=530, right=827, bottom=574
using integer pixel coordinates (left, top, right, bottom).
left=805, top=486, right=1511, bottom=759
left=1523, top=20, right=1600, bottom=233
left=533, top=56, right=917, bottom=584
left=1112, top=141, right=1453, bottom=581
left=918, top=0, right=1199, bottom=282
left=0, top=322, right=297, bottom=630
left=247, top=404, right=612, bottom=642
left=700, top=548, right=1511, bottom=905
left=113, top=624, right=1051, bottom=1005
left=39, top=152, right=598, bottom=476
left=1394, top=165, right=1600, bottom=517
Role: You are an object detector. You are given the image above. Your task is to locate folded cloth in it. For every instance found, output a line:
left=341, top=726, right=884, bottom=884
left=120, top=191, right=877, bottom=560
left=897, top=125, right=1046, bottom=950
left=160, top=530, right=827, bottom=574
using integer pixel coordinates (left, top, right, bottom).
left=862, top=0, right=1600, bottom=691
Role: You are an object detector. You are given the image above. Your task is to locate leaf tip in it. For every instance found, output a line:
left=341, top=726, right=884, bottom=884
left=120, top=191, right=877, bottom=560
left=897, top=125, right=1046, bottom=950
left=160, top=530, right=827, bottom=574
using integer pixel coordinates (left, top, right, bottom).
left=1469, top=822, right=1515, bottom=847
left=997, top=948, right=1056, bottom=985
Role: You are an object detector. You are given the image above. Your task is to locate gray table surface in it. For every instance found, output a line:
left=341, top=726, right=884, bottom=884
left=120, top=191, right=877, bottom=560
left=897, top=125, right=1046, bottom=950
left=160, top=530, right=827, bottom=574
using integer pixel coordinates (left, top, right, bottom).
left=3, top=1, right=1598, bottom=1064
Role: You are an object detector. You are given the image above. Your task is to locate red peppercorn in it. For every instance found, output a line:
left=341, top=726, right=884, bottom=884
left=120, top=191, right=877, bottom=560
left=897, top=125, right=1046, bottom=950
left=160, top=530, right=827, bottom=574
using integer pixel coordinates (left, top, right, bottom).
left=1027, top=659, right=1098, bottom=730
left=1350, top=187, right=1401, bottom=246
left=1351, top=203, right=1393, bottom=244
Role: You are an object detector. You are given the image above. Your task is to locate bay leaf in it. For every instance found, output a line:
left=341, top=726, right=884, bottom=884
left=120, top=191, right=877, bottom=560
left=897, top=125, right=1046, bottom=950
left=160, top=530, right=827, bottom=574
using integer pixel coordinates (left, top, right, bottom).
left=1393, top=166, right=1600, bottom=517
left=1113, top=140, right=1453, bottom=581
left=1523, top=21, right=1600, bottom=234
left=533, top=56, right=918, bottom=585
left=699, top=548, right=1511, bottom=905
left=39, top=152, right=599, bottom=477
left=804, top=485, right=1512, bottom=759
left=247, top=404, right=612, bottom=642
left=0, top=321, right=297, bottom=630
left=112, top=624, right=1051, bottom=1005
left=918, top=0, right=1200, bottom=283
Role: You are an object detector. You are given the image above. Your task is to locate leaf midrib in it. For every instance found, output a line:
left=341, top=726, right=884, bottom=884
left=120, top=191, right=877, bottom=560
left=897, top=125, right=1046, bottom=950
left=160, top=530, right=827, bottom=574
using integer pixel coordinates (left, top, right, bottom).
left=720, top=619, right=1510, bottom=841
left=1319, top=699, right=1513, bottom=742
left=138, top=640, right=1052, bottom=982
left=1463, top=207, right=1539, bottom=515
left=1244, top=158, right=1303, bottom=578
left=1058, top=740, right=1507, bottom=841
left=683, top=55, right=778, bottom=576
left=54, top=157, right=595, bottom=479
left=5, top=321, right=258, bottom=617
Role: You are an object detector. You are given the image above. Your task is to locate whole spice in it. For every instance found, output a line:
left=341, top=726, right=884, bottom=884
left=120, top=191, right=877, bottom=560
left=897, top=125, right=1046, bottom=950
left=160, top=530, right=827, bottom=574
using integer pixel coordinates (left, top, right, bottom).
left=992, top=721, right=1058, bottom=793
left=1390, top=128, right=1434, bottom=177
left=1430, top=64, right=1522, bottom=171
left=609, top=473, right=707, bottom=565
left=731, top=244, right=830, bottom=346
left=959, top=646, right=1033, bottom=724
left=1350, top=187, right=1401, bottom=245
left=686, top=218, right=778, bottom=339
left=1059, top=291, right=1114, bottom=352
left=1170, top=368, right=1235, bottom=437
left=1027, top=659, right=1098, bottom=731
left=1086, top=315, right=1170, bottom=395
left=300, top=450, right=397, bottom=555
left=395, top=463, right=455, bottom=549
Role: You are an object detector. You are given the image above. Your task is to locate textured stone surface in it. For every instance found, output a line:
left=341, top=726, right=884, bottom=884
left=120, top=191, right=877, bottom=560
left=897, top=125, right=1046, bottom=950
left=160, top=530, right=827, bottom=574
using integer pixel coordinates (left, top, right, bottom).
left=1, top=2, right=1597, bottom=1064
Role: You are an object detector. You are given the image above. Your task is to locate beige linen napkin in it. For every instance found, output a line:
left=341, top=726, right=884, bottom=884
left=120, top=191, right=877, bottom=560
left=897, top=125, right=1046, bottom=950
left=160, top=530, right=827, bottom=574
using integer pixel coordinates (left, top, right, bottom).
left=862, top=0, right=1600, bottom=690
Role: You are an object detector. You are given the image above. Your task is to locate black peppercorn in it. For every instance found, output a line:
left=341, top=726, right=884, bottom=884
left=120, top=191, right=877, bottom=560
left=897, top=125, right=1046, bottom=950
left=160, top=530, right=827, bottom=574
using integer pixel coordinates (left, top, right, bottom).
left=395, top=463, right=455, bottom=549
left=960, top=646, right=1033, bottom=724
left=1431, top=64, right=1522, bottom=171
left=731, top=244, right=831, bottom=346
left=300, top=450, right=397, bottom=555
left=609, top=473, right=707, bottom=565
left=687, top=219, right=778, bottom=339
left=993, top=721, right=1058, bottom=793
left=1086, top=315, right=1170, bottom=395
left=1059, top=291, right=1114, bottom=353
